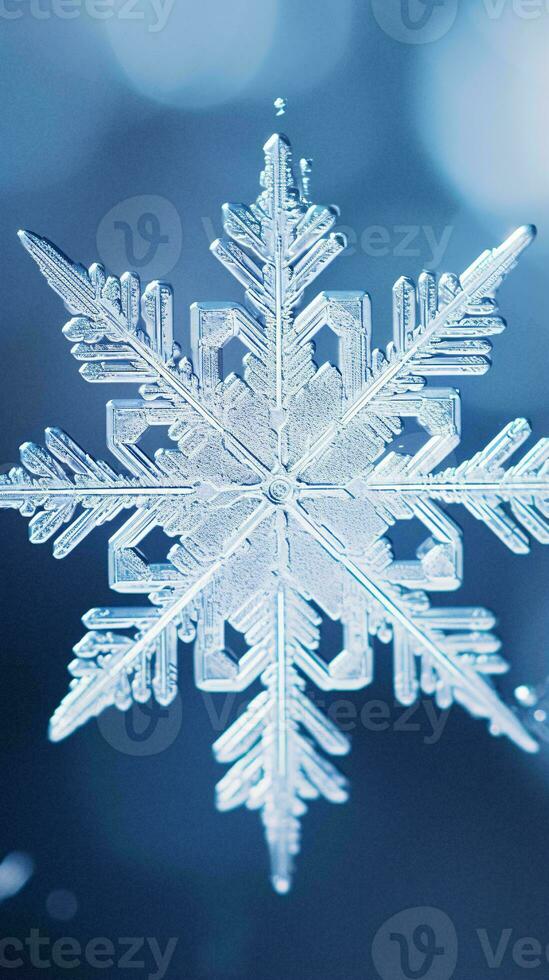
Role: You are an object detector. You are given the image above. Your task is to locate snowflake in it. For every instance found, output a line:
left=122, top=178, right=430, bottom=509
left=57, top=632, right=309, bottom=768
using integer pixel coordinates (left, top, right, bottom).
left=2, top=133, right=548, bottom=894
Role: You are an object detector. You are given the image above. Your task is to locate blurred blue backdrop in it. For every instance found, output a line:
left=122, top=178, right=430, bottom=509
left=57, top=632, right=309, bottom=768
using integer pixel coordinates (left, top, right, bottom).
left=0, top=1, right=548, bottom=977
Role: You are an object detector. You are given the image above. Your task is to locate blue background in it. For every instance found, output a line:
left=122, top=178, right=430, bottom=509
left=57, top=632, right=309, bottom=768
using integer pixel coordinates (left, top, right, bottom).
left=0, top=1, right=548, bottom=977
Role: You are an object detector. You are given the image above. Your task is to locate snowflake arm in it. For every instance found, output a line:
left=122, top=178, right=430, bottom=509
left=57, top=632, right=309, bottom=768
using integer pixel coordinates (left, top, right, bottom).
left=293, top=224, right=536, bottom=481
left=289, top=502, right=537, bottom=753
left=49, top=499, right=272, bottom=742
left=18, top=231, right=269, bottom=481
left=213, top=583, right=350, bottom=895
left=211, top=133, right=346, bottom=413
left=0, top=427, right=197, bottom=557
left=411, top=420, right=549, bottom=552
left=348, top=419, right=549, bottom=554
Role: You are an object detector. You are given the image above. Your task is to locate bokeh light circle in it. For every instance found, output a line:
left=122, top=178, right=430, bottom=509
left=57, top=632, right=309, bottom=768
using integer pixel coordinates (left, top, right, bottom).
left=46, top=889, right=79, bottom=922
left=415, top=9, right=549, bottom=218
left=104, top=0, right=278, bottom=109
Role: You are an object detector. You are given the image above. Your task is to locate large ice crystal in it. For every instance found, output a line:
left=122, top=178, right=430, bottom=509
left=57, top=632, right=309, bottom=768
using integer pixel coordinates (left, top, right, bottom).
left=1, top=133, right=548, bottom=891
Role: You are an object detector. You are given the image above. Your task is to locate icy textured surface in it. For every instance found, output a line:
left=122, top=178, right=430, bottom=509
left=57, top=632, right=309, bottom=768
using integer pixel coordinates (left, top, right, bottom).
left=2, top=134, right=548, bottom=892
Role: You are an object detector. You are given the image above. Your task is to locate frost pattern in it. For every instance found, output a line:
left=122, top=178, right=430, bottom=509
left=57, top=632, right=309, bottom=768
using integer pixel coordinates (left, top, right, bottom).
left=2, top=134, right=548, bottom=892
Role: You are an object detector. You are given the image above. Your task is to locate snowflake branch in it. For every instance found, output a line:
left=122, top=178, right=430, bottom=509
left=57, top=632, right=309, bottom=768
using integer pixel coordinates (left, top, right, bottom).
left=49, top=501, right=272, bottom=742
left=18, top=231, right=269, bottom=480
left=359, top=418, right=549, bottom=554
left=0, top=428, right=159, bottom=557
left=292, top=225, right=536, bottom=478
left=289, top=502, right=538, bottom=753
left=213, top=582, right=349, bottom=894
left=211, top=135, right=345, bottom=413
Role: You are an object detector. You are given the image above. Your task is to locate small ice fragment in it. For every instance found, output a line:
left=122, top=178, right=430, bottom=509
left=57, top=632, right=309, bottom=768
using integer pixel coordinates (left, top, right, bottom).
left=274, top=97, right=287, bottom=117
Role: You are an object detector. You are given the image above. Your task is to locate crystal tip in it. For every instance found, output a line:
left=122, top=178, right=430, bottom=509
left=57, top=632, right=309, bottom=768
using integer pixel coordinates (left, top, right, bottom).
left=273, top=97, right=287, bottom=117
left=271, top=874, right=291, bottom=895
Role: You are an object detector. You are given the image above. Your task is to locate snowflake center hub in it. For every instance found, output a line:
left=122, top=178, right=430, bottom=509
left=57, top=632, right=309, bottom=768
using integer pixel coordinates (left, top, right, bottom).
left=267, top=477, right=293, bottom=504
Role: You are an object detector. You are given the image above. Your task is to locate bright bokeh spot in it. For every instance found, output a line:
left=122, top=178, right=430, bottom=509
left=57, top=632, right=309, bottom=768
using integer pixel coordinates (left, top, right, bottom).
left=415, top=7, right=549, bottom=218
left=104, top=0, right=353, bottom=109
left=104, top=0, right=278, bottom=109
left=0, top=852, right=34, bottom=901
